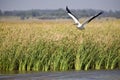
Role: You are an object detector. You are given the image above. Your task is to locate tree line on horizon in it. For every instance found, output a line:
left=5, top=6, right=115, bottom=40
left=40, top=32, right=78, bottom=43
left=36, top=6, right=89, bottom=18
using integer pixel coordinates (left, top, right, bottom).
left=0, top=9, right=120, bottom=19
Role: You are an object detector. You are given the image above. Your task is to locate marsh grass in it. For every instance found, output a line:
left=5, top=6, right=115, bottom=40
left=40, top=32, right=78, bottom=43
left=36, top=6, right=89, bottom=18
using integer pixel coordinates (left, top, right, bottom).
left=0, top=18, right=120, bottom=71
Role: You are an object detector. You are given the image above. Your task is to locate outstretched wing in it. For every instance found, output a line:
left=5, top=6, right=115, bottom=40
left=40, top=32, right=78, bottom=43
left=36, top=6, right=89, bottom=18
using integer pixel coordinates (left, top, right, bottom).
left=66, top=6, right=80, bottom=24
left=82, top=11, right=103, bottom=25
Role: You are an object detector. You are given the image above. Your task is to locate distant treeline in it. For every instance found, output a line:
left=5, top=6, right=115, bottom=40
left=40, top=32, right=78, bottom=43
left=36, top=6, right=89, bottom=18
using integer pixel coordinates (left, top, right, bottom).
left=0, top=9, right=120, bottom=19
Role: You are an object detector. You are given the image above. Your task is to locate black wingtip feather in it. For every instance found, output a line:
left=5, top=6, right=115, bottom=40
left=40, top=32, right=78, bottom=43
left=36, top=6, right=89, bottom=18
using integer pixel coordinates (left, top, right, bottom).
left=66, top=6, right=79, bottom=20
left=86, top=11, right=104, bottom=23
left=66, top=6, right=71, bottom=13
left=97, top=11, right=104, bottom=16
left=98, top=11, right=104, bottom=15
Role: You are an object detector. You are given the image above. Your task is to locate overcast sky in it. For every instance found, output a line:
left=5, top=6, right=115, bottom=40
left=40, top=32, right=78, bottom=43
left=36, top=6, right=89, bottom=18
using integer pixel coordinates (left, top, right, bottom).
left=0, top=0, right=120, bottom=11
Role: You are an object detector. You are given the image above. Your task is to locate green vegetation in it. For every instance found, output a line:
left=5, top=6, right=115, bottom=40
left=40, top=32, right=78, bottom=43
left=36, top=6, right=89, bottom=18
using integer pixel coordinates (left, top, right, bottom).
left=0, top=19, right=120, bottom=72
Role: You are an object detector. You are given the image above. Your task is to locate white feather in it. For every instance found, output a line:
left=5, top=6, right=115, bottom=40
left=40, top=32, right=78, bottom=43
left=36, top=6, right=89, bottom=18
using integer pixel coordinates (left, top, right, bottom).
left=68, top=13, right=80, bottom=25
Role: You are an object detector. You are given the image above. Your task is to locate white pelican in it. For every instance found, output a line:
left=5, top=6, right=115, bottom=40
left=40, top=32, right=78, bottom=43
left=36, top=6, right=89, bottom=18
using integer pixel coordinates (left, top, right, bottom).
left=66, top=6, right=103, bottom=30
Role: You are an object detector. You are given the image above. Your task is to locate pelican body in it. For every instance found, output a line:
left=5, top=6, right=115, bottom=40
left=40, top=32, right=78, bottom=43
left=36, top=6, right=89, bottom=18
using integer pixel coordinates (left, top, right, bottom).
left=66, top=6, right=103, bottom=30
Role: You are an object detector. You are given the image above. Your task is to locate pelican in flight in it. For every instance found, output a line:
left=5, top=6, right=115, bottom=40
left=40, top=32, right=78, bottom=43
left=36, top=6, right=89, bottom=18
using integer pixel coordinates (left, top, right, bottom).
left=66, top=6, right=103, bottom=30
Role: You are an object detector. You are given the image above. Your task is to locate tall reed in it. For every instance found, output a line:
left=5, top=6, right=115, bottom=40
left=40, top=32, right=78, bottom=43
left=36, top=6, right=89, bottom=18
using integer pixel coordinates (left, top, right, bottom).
left=0, top=18, right=120, bottom=72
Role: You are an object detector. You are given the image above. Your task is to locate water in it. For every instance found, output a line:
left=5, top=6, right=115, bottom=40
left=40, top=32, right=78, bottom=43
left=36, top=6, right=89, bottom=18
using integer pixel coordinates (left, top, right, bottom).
left=0, top=70, right=120, bottom=80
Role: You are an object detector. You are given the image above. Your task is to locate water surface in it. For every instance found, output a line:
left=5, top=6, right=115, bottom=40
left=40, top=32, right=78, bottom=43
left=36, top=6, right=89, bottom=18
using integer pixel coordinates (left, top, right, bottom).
left=0, top=70, right=120, bottom=80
